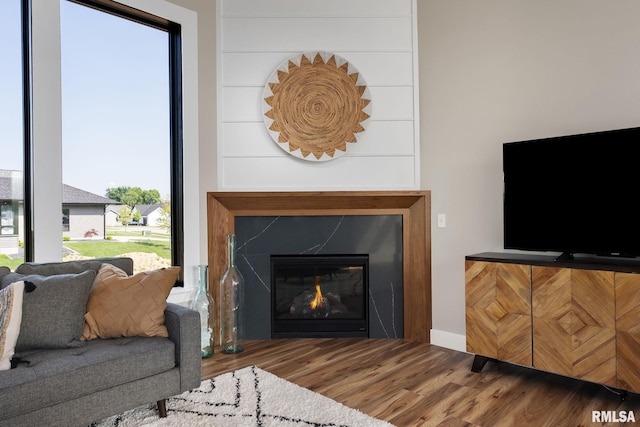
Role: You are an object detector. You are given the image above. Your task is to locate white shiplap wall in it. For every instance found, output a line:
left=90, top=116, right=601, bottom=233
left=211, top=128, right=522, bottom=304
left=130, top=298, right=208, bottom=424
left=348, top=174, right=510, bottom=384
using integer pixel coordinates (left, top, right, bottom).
left=217, top=0, right=419, bottom=190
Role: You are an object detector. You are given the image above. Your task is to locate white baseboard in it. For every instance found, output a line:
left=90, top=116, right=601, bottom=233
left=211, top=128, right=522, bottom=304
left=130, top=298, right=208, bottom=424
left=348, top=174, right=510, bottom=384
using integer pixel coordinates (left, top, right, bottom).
left=430, top=329, right=467, bottom=353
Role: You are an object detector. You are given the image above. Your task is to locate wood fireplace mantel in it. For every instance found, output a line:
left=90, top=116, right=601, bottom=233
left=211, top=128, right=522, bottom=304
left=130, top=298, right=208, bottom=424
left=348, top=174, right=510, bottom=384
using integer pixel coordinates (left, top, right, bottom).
left=207, top=191, right=431, bottom=343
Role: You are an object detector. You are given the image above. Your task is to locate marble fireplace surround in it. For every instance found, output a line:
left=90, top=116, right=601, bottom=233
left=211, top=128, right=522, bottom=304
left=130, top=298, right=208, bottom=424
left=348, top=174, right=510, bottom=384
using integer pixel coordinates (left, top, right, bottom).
left=207, top=191, right=431, bottom=343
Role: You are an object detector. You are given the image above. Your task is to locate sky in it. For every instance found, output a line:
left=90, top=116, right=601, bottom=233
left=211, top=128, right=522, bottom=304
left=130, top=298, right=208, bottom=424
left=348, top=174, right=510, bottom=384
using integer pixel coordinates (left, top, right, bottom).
left=0, top=0, right=171, bottom=198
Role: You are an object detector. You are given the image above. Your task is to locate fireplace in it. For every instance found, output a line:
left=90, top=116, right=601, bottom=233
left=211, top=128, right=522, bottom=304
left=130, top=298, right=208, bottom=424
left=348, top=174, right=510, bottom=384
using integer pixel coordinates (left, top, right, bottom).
left=271, top=254, right=369, bottom=338
left=207, top=191, right=432, bottom=342
left=234, top=214, right=401, bottom=339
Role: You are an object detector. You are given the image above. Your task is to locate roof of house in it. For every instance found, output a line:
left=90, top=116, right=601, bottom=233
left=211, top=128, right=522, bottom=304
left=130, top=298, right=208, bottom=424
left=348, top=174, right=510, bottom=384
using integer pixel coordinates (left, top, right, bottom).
left=0, top=171, right=116, bottom=205
left=63, top=184, right=116, bottom=205
left=105, top=204, right=127, bottom=213
left=134, top=203, right=163, bottom=216
left=0, top=174, right=22, bottom=200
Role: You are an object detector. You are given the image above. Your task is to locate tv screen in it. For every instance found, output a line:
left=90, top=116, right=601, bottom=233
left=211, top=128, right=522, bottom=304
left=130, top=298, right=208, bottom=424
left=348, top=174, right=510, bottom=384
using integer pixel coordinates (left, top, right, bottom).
left=503, top=127, right=640, bottom=259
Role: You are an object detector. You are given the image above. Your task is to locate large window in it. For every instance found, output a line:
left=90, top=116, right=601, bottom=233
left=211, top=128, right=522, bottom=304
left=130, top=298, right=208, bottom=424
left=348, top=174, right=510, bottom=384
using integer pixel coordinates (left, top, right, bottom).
left=4, top=0, right=197, bottom=298
left=0, top=0, right=25, bottom=269
left=58, top=0, right=183, bottom=276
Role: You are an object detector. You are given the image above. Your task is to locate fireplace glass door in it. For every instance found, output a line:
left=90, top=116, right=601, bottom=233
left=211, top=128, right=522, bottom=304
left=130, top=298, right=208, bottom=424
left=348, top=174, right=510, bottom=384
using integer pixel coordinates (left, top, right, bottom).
left=271, top=254, right=368, bottom=338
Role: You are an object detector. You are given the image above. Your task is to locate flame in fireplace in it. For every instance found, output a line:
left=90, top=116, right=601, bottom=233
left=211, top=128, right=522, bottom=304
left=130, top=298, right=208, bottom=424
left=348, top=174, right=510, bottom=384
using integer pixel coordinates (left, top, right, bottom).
left=309, top=275, right=324, bottom=310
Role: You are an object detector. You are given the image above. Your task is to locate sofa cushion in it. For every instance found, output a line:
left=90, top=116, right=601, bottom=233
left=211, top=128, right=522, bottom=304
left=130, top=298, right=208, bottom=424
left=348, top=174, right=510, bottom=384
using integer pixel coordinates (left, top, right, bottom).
left=83, top=264, right=180, bottom=340
left=0, top=281, right=24, bottom=371
left=0, top=266, right=10, bottom=282
left=16, top=257, right=134, bottom=276
left=0, top=336, right=176, bottom=420
left=1, top=270, right=96, bottom=351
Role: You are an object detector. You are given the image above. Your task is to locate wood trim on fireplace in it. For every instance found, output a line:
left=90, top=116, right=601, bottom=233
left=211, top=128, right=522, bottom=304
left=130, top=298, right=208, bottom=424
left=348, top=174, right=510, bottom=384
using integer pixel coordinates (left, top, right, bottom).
left=207, top=191, right=431, bottom=343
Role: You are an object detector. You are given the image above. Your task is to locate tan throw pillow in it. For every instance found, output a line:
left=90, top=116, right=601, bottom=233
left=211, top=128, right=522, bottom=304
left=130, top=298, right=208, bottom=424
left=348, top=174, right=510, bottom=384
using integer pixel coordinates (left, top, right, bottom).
left=82, top=264, right=180, bottom=340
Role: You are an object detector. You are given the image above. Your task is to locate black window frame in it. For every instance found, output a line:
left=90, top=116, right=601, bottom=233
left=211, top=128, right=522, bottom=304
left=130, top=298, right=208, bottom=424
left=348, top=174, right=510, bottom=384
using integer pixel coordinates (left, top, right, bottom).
left=21, top=0, right=33, bottom=261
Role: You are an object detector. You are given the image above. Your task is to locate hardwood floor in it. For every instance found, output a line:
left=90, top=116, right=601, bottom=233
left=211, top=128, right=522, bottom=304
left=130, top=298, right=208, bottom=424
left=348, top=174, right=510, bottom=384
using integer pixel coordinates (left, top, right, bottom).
left=201, top=339, right=640, bottom=426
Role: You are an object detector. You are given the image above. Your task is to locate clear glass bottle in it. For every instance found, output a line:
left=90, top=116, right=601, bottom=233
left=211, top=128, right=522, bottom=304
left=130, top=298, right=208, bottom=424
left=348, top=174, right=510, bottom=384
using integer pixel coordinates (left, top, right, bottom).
left=220, top=234, right=245, bottom=354
left=191, top=265, right=214, bottom=358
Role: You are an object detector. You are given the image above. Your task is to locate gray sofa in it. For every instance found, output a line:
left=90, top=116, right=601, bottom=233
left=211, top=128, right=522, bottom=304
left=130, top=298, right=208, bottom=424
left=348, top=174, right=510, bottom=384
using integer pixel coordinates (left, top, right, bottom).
left=0, top=257, right=201, bottom=427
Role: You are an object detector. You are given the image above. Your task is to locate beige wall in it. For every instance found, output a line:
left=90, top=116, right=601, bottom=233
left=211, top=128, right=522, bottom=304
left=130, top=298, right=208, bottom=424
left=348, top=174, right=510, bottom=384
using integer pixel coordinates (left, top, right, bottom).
left=419, top=0, right=640, bottom=347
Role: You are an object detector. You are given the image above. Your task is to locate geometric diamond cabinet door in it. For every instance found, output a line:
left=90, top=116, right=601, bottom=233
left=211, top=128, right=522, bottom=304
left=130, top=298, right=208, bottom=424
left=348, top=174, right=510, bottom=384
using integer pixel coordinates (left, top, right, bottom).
left=465, top=261, right=532, bottom=367
left=532, top=266, right=616, bottom=387
left=615, top=272, right=640, bottom=393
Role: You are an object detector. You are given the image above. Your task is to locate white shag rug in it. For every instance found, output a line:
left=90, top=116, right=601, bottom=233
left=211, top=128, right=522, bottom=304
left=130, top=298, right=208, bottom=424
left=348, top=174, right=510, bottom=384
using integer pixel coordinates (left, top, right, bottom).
left=94, top=365, right=395, bottom=427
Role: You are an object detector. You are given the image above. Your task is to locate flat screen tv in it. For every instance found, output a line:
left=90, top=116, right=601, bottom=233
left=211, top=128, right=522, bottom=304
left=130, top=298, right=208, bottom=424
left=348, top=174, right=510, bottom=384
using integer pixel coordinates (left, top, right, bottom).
left=503, top=127, right=640, bottom=260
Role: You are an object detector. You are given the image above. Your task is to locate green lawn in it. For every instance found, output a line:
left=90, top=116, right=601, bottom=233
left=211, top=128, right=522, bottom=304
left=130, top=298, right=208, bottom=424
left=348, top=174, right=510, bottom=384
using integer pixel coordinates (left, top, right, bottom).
left=64, top=240, right=171, bottom=259
left=0, top=254, right=24, bottom=270
left=0, top=238, right=172, bottom=271
left=105, top=226, right=169, bottom=239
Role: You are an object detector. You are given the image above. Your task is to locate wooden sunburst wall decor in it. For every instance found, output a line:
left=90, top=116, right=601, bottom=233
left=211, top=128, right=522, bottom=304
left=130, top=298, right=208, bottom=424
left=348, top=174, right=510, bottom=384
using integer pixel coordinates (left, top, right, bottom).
left=263, top=51, right=371, bottom=161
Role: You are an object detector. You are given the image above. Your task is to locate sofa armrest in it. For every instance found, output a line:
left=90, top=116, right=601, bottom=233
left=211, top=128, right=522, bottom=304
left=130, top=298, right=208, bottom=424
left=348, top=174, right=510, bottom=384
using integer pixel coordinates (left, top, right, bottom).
left=164, top=303, right=201, bottom=391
